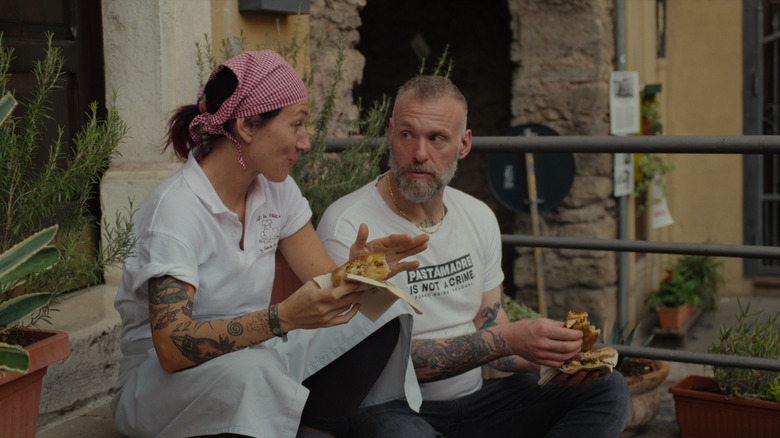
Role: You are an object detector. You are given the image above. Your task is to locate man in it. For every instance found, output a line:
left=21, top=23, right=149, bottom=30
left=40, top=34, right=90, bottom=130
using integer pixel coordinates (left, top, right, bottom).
left=316, top=75, right=631, bottom=437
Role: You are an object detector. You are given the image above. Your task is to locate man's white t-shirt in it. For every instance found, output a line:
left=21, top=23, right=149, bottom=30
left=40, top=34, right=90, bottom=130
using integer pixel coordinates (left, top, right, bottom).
left=317, top=174, right=504, bottom=401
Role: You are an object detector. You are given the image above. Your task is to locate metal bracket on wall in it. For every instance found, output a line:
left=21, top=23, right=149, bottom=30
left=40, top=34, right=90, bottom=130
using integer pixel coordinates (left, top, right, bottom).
left=238, top=0, right=310, bottom=14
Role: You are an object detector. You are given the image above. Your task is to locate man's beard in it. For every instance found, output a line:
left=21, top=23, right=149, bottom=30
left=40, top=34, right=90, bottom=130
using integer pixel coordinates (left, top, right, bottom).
left=388, top=151, right=458, bottom=203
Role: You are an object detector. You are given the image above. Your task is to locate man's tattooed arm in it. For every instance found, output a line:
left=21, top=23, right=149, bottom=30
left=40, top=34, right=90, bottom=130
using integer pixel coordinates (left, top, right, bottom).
left=412, top=329, right=511, bottom=382
left=410, top=286, right=537, bottom=381
left=148, top=276, right=276, bottom=372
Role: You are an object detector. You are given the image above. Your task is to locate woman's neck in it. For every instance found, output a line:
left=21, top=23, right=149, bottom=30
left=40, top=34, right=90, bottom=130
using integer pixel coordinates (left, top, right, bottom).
left=199, top=144, right=256, bottom=219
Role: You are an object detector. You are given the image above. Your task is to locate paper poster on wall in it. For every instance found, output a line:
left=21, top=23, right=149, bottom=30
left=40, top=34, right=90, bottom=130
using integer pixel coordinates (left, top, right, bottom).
left=650, top=176, right=674, bottom=229
left=609, top=71, right=641, bottom=135
left=613, top=153, right=634, bottom=197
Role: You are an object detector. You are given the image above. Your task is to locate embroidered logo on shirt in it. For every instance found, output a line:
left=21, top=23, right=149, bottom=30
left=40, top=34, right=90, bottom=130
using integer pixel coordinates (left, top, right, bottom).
left=256, top=214, right=280, bottom=253
left=405, top=254, right=475, bottom=299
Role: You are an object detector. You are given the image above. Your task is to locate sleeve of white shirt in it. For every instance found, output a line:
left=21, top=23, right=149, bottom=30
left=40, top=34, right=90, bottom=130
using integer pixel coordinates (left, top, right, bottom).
left=128, top=230, right=200, bottom=293
left=279, top=176, right=313, bottom=240
left=482, top=203, right=505, bottom=292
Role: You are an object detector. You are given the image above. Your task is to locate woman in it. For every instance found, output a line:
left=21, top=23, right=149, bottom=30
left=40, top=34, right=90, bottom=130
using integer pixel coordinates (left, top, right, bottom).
left=111, top=50, right=428, bottom=438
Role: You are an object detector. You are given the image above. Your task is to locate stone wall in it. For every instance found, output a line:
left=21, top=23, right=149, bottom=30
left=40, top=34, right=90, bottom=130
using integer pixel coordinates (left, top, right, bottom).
left=309, top=0, right=365, bottom=137
left=309, top=0, right=618, bottom=324
left=507, top=0, right=617, bottom=323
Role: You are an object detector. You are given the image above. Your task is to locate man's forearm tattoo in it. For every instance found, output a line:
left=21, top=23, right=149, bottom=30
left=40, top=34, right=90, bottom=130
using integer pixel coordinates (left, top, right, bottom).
left=492, top=355, right=520, bottom=371
left=479, top=302, right=501, bottom=328
left=413, top=330, right=506, bottom=381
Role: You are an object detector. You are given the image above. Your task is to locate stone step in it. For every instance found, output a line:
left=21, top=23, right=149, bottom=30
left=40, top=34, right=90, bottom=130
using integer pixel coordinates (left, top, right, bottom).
left=36, top=284, right=122, bottom=431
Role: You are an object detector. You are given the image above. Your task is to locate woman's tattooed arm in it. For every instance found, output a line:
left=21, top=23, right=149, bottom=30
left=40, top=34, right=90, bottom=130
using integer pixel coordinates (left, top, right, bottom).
left=148, top=276, right=276, bottom=372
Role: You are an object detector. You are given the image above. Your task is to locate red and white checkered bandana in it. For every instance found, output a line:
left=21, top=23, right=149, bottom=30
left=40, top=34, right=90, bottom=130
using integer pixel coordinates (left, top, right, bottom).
left=189, top=50, right=308, bottom=170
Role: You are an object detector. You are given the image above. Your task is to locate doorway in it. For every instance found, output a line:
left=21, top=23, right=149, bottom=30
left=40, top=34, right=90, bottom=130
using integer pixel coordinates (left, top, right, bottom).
left=355, top=0, right=516, bottom=291
left=744, top=0, right=780, bottom=278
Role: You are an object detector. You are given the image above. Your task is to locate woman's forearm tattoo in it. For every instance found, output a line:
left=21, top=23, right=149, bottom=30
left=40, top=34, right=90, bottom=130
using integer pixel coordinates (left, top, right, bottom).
left=148, top=276, right=252, bottom=364
left=171, top=334, right=236, bottom=365
left=149, top=277, right=189, bottom=329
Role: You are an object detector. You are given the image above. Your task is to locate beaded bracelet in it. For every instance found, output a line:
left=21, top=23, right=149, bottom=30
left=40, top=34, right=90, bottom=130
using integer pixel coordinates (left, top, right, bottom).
left=268, top=303, right=288, bottom=342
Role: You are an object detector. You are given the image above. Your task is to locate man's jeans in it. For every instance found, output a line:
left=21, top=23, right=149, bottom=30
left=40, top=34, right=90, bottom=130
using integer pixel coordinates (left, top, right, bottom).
left=348, top=371, right=631, bottom=438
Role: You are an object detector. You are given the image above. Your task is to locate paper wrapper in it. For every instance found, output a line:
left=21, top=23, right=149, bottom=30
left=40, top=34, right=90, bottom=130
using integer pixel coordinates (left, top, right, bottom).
left=314, top=273, right=422, bottom=322
left=537, top=347, right=619, bottom=386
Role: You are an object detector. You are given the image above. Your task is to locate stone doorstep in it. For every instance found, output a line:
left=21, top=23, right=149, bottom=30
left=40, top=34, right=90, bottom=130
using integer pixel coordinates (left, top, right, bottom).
left=36, top=284, right=123, bottom=431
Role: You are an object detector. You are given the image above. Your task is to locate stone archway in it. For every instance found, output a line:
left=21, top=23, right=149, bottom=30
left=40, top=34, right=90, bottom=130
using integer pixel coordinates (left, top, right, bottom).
left=310, top=0, right=620, bottom=324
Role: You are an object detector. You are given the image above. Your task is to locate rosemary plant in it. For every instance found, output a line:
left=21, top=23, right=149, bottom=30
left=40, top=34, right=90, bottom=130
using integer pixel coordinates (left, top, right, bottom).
left=708, top=299, right=780, bottom=402
left=0, top=33, right=134, bottom=328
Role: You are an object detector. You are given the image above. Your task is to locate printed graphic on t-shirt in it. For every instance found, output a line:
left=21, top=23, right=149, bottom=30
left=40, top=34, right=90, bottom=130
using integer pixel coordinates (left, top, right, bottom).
left=256, top=213, right=280, bottom=253
left=405, top=254, right=475, bottom=299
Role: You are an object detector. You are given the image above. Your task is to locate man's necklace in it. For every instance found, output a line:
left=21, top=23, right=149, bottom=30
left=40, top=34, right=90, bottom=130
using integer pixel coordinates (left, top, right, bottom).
left=387, top=176, right=446, bottom=235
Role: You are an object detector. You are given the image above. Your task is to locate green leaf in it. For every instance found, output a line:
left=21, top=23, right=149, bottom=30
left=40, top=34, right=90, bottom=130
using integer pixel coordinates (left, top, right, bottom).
left=0, top=246, right=59, bottom=290
left=0, top=225, right=58, bottom=279
left=0, top=92, right=17, bottom=126
left=0, top=342, right=30, bottom=373
left=0, top=293, right=52, bottom=328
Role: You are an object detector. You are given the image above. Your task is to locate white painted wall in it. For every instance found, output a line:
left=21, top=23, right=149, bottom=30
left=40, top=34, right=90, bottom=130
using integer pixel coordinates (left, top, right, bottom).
left=100, top=0, right=212, bottom=285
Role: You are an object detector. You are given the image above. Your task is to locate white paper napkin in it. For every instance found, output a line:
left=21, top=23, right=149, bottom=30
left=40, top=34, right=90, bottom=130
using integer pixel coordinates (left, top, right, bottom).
left=538, top=347, right=619, bottom=386
left=314, top=273, right=423, bottom=322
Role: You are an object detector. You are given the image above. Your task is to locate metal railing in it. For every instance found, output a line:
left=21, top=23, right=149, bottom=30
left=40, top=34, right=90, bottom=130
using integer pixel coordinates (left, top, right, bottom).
left=326, top=134, right=780, bottom=371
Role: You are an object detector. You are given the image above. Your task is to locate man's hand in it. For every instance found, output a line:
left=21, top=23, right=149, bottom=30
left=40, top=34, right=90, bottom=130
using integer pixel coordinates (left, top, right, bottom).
left=499, top=318, right=584, bottom=368
left=349, top=223, right=429, bottom=278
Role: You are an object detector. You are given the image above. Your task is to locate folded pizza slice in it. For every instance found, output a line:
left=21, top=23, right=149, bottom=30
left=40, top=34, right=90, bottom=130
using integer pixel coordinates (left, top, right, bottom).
left=331, top=253, right=391, bottom=287
left=565, top=310, right=601, bottom=352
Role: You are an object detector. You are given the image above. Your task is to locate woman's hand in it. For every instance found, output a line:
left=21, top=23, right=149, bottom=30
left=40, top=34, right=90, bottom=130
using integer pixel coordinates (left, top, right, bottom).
left=349, top=223, right=429, bottom=278
left=278, top=280, right=363, bottom=331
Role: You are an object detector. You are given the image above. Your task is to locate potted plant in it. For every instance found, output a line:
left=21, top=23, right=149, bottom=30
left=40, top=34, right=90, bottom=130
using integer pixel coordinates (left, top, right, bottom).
left=673, top=254, right=724, bottom=310
left=608, top=322, right=668, bottom=437
left=646, top=265, right=701, bottom=329
left=669, top=300, right=780, bottom=438
left=633, top=153, right=674, bottom=202
left=0, top=226, right=71, bottom=438
left=0, top=34, right=133, bottom=436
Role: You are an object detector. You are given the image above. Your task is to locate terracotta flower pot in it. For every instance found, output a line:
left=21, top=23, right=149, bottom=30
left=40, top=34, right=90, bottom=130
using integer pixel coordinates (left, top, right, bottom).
left=656, top=303, right=695, bottom=329
left=0, top=329, right=70, bottom=438
left=669, top=374, right=780, bottom=438
left=620, top=359, right=669, bottom=437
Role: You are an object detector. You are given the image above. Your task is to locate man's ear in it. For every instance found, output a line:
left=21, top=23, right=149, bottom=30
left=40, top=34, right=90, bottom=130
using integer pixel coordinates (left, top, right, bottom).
left=233, top=117, right=253, bottom=145
left=458, top=129, right=473, bottom=159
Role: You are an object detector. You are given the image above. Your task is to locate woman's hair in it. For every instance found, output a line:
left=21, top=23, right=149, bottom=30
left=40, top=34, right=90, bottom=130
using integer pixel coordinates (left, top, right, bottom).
left=163, top=67, right=281, bottom=161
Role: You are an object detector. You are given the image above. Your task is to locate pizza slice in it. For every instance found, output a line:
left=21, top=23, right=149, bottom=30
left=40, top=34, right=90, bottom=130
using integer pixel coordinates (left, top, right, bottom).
left=331, top=253, right=391, bottom=287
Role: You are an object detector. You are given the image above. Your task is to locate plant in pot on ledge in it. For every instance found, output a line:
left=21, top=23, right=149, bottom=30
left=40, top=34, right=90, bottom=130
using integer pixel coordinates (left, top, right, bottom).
left=673, top=254, right=723, bottom=311
left=646, top=254, right=723, bottom=331
left=646, top=265, right=701, bottom=330
left=669, top=300, right=780, bottom=438
left=0, top=34, right=133, bottom=437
